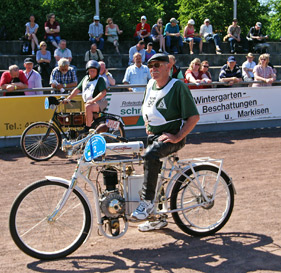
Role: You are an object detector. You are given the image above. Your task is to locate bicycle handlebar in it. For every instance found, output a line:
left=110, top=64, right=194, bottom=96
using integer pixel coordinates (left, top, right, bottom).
left=99, top=132, right=128, bottom=143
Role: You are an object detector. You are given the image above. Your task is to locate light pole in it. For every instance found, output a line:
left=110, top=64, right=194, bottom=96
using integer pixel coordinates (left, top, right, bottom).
left=95, top=0, right=99, bottom=16
left=233, top=0, right=237, bottom=19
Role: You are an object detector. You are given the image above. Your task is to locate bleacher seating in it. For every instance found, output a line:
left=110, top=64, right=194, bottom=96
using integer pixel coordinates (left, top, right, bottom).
left=0, top=40, right=280, bottom=87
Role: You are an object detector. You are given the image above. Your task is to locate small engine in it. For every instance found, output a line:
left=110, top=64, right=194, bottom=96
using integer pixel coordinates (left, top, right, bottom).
left=100, top=191, right=125, bottom=218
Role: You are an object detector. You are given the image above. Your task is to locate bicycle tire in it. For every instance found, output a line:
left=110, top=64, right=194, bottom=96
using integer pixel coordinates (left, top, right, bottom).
left=9, top=180, right=91, bottom=260
left=93, top=116, right=125, bottom=140
left=20, top=122, right=61, bottom=161
left=170, top=165, right=234, bottom=237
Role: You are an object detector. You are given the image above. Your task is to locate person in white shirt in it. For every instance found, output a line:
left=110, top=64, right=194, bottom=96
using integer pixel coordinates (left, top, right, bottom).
left=128, top=40, right=146, bottom=65
left=54, top=40, right=72, bottom=64
left=242, top=53, right=256, bottom=84
left=88, top=15, right=104, bottom=50
left=99, top=61, right=116, bottom=88
left=23, top=58, right=43, bottom=95
left=200, top=18, right=222, bottom=54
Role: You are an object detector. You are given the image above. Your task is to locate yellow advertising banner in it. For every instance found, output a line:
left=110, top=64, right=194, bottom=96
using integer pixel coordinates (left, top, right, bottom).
left=0, top=95, right=85, bottom=137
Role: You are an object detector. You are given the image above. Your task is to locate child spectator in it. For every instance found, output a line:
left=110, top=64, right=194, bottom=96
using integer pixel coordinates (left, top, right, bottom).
left=145, top=42, right=156, bottom=63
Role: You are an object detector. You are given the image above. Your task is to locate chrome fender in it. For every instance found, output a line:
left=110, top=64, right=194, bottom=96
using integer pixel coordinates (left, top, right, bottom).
left=45, top=176, right=94, bottom=242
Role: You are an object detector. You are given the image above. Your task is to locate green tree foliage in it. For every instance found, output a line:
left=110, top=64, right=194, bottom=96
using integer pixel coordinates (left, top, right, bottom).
left=177, top=0, right=270, bottom=37
left=267, top=0, right=281, bottom=39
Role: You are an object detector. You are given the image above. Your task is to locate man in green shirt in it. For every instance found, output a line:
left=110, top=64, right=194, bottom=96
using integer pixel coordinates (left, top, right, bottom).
left=132, top=53, right=199, bottom=231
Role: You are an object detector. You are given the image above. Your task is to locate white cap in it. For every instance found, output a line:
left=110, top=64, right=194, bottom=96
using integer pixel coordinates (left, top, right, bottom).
left=188, top=19, right=195, bottom=25
left=93, top=15, right=100, bottom=21
left=204, top=18, right=210, bottom=23
left=141, top=15, right=147, bottom=20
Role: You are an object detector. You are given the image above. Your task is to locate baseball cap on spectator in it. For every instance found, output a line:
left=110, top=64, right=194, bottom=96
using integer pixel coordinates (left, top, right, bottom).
left=227, top=56, right=236, bottom=63
left=93, top=15, right=100, bottom=21
left=233, top=18, right=238, bottom=22
left=147, top=42, right=153, bottom=46
left=188, top=19, right=195, bottom=25
left=204, top=18, right=210, bottom=23
left=170, top=18, right=179, bottom=24
left=141, top=15, right=147, bottom=20
left=256, top=22, right=262, bottom=28
left=147, top=53, right=169, bottom=64
left=246, top=53, right=254, bottom=58
left=24, top=58, right=34, bottom=64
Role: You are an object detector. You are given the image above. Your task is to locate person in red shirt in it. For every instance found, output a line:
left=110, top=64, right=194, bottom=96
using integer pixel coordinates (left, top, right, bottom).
left=0, top=65, right=28, bottom=96
left=134, top=15, right=152, bottom=44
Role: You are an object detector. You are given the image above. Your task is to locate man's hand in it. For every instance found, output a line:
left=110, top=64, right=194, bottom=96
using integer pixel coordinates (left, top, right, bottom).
left=158, top=132, right=179, bottom=143
left=6, top=84, right=15, bottom=92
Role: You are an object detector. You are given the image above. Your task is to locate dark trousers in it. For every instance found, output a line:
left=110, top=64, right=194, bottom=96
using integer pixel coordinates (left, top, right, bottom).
left=142, top=134, right=186, bottom=200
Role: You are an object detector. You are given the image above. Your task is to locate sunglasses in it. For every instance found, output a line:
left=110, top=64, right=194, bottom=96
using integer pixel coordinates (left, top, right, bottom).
left=260, top=58, right=266, bottom=61
left=203, top=65, right=209, bottom=68
left=148, top=62, right=164, bottom=69
left=41, top=45, right=47, bottom=47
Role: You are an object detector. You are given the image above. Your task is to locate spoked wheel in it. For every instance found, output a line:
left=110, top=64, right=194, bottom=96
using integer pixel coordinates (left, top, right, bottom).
left=20, top=122, right=61, bottom=161
left=171, top=165, right=234, bottom=237
left=93, top=116, right=125, bottom=142
left=9, top=180, right=91, bottom=260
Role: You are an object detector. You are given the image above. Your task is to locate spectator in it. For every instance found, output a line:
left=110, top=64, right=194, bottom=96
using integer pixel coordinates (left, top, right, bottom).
left=145, top=42, right=156, bottom=63
left=128, top=40, right=146, bottom=65
left=164, top=18, right=183, bottom=54
left=0, top=65, right=28, bottom=96
left=105, top=18, right=123, bottom=54
left=44, top=13, right=60, bottom=49
left=247, top=22, right=269, bottom=53
left=25, top=15, right=40, bottom=55
left=134, top=15, right=152, bottom=44
left=252, top=53, right=276, bottom=87
left=151, top=18, right=167, bottom=53
left=242, top=53, right=256, bottom=84
left=219, top=56, right=242, bottom=86
left=63, top=60, right=108, bottom=134
left=99, top=61, right=116, bottom=88
left=50, top=58, right=77, bottom=94
left=84, top=43, right=104, bottom=62
left=23, top=57, right=43, bottom=95
left=201, top=60, right=212, bottom=81
left=36, top=41, right=52, bottom=87
left=200, top=18, right=222, bottom=54
left=88, top=15, right=104, bottom=50
left=123, top=52, right=151, bottom=92
left=184, top=58, right=211, bottom=89
left=227, top=18, right=244, bottom=54
left=168, top=55, right=184, bottom=82
left=183, top=19, right=203, bottom=54
left=54, top=40, right=72, bottom=65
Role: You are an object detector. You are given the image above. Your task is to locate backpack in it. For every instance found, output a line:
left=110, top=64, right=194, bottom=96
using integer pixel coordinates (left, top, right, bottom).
left=21, top=41, right=30, bottom=55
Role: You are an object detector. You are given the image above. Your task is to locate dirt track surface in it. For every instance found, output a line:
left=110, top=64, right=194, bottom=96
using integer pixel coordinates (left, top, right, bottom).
left=1, top=128, right=281, bottom=273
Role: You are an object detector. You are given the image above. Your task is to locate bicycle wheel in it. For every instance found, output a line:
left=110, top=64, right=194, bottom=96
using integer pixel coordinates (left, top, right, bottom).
left=170, top=165, right=234, bottom=237
left=21, top=122, right=61, bottom=161
left=9, top=180, right=91, bottom=260
left=93, top=116, right=125, bottom=140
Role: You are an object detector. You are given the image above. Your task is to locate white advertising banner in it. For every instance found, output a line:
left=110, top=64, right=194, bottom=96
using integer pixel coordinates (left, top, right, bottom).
left=106, top=87, right=281, bottom=128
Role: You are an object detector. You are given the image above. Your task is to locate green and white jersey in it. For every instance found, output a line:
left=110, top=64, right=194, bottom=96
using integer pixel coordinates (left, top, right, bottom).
left=142, top=78, right=199, bottom=135
left=77, top=75, right=106, bottom=102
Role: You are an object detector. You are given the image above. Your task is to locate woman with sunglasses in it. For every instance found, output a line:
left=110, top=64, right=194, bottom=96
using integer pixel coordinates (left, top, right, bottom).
left=44, top=13, right=61, bottom=49
left=200, top=60, right=212, bottom=88
left=151, top=18, right=167, bottom=53
left=184, top=58, right=211, bottom=89
left=252, top=53, right=276, bottom=87
left=105, top=18, right=123, bottom=54
left=36, top=41, right=52, bottom=86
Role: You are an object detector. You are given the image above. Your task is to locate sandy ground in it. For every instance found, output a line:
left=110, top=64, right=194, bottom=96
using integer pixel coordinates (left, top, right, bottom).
left=1, top=128, right=281, bottom=273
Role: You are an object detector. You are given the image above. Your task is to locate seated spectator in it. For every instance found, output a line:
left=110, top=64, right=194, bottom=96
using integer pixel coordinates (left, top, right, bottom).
left=242, top=53, right=256, bottom=84
left=99, top=61, right=116, bottom=88
left=168, top=55, right=184, bottom=82
left=54, top=40, right=72, bottom=65
left=227, top=18, right=244, bottom=54
left=128, top=40, right=146, bottom=65
left=200, top=18, right=222, bottom=54
left=247, top=22, right=269, bottom=53
left=50, top=58, right=77, bottom=94
left=84, top=43, right=104, bottom=62
left=201, top=60, right=212, bottom=88
left=219, top=56, right=242, bottom=86
left=151, top=18, right=166, bottom=53
left=184, top=58, right=211, bottom=89
left=134, top=15, right=152, bottom=44
left=88, top=15, right=104, bottom=50
left=105, top=18, right=123, bottom=54
left=0, top=65, right=28, bottom=96
left=25, top=15, right=40, bottom=55
left=145, top=42, right=156, bottom=63
left=63, top=60, right=108, bottom=134
left=183, top=19, right=203, bottom=54
left=44, top=13, right=60, bottom=49
left=23, top=57, right=43, bottom=95
left=36, top=41, right=52, bottom=87
left=252, top=53, right=276, bottom=87
left=123, top=52, right=151, bottom=92
left=164, top=18, right=183, bottom=54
